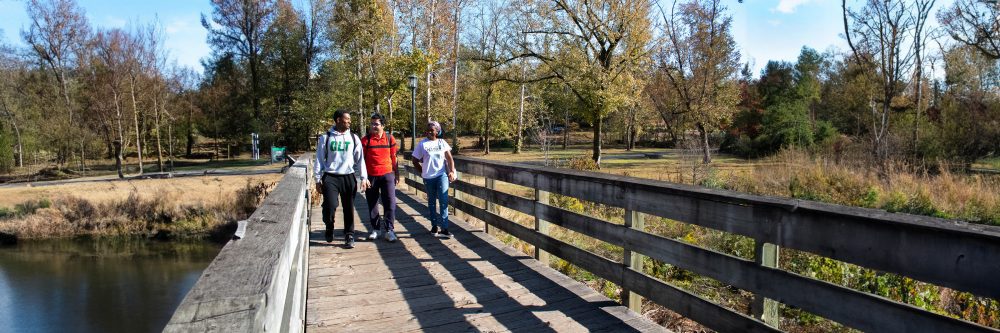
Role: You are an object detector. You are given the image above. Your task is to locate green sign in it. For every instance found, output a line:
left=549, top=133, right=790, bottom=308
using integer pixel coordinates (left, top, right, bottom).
left=271, top=146, right=286, bottom=163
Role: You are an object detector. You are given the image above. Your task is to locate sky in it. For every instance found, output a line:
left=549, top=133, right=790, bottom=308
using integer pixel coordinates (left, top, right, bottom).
left=0, top=0, right=954, bottom=76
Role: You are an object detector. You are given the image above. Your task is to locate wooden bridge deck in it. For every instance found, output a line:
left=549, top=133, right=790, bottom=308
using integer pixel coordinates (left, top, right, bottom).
left=305, top=189, right=668, bottom=332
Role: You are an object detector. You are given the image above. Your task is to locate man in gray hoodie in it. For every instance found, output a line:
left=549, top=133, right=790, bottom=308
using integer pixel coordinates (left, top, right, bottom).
left=314, top=109, right=370, bottom=248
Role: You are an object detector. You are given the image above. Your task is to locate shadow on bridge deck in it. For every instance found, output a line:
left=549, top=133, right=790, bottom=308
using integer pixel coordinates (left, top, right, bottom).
left=305, top=188, right=667, bottom=332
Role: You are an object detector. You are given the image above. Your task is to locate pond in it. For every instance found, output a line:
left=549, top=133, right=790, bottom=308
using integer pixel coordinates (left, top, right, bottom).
left=0, top=238, right=222, bottom=333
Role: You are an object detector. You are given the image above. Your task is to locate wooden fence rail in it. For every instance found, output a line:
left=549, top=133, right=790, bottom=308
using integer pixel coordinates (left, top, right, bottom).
left=165, top=154, right=313, bottom=333
left=403, top=156, right=1000, bottom=333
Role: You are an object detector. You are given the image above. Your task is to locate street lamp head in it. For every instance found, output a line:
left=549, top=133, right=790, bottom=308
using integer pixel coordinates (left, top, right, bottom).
left=407, top=74, right=418, bottom=90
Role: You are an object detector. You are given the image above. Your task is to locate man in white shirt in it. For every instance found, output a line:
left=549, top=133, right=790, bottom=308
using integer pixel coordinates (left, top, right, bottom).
left=314, top=110, right=370, bottom=248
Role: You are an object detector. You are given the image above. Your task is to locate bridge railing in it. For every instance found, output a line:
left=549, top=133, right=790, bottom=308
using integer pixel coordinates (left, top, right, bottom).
left=403, top=155, right=1000, bottom=333
left=165, top=154, right=312, bottom=333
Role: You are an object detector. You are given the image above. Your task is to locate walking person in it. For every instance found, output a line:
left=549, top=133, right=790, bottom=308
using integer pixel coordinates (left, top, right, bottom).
left=361, top=113, right=400, bottom=242
left=314, top=109, right=370, bottom=248
left=411, top=121, right=457, bottom=239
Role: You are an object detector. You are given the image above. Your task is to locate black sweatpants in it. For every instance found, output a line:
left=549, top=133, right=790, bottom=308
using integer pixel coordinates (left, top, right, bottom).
left=321, top=173, right=358, bottom=237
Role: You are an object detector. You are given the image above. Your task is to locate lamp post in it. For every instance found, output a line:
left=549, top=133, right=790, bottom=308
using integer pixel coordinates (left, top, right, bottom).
left=408, top=74, right=418, bottom=152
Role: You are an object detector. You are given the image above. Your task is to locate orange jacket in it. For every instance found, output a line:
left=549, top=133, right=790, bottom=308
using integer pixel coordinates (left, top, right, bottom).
left=361, top=133, right=398, bottom=177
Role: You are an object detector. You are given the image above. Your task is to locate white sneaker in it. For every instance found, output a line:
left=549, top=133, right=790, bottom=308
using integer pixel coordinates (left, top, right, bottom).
left=386, top=230, right=398, bottom=243
left=368, top=229, right=379, bottom=241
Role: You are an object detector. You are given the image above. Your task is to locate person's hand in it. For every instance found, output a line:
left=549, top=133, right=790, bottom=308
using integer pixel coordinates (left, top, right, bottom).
left=447, top=171, right=456, bottom=182
left=315, top=183, right=323, bottom=194
left=394, top=176, right=401, bottom=185
left=361, top=179, right=371, bottom=191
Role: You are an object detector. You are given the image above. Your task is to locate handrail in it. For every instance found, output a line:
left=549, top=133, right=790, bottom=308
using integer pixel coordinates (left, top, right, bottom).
left=403, top=155, right=1000, bottom=333
left=164, top=154, right=312, bottom=333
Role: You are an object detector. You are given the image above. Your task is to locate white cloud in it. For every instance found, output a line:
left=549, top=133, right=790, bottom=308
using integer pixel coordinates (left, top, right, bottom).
left=104, top=15, right=127, bottom=28
left=774, top=0, right=812, bottom=14
left=768, top=20, right=782, bottom=27
left=163, top=16, right=209, bottom=72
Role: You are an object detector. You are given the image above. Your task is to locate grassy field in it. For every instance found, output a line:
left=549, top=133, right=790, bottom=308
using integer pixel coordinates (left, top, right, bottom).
left=0, top=173, right=283, bottom=240
left=0, top=174, right=282, bottom=208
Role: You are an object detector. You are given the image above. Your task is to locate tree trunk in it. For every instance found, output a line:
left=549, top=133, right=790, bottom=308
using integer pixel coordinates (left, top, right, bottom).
left=114, top=140, right=124, bottom=179
left=697, top=122, right=711, bottom=164
left=167, top=114, right=174, bottom=171
left=515, top=83, right=525, bottom=154
left=154, top=93, right=164, bottom=172
left=114, top=88, right=126, bottom=177
left=592, top=116, right=602, bottom=167
left=484, top=85, right=492, bottom=155
left=425, top=0, right=436, bottom=122
left=451, top=2, right=461, bottom=153
left=129, top=78, right=144, bottom=174
left=563, top=108, right=569, bottom=150
left=357, top=57, right=365, bottom=133
left=186, top=105, right=194, bottom=157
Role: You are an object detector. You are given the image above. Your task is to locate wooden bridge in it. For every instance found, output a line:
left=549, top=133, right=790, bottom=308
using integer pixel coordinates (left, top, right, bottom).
left=164, top=154, right=1000, bottom=332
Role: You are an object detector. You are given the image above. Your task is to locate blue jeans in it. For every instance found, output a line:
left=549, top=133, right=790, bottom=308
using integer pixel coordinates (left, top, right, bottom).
left=424, top=175, right=449, bottom=230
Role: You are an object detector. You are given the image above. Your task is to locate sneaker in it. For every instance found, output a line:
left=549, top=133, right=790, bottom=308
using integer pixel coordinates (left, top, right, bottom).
left=438, top=229, right=452, bottom=239
left=345, top=235, right=355, bottom=249
left=386, top=230, right=398, bottom=243
left=324, top=229, right=333, bottom=243
left=429, top=225, right=439, bottom=235
left=368, top=229, right=379, bottom=241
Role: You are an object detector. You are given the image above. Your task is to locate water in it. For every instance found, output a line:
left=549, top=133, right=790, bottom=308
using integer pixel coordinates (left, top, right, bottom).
left=0, top=238, right=222, bottom=333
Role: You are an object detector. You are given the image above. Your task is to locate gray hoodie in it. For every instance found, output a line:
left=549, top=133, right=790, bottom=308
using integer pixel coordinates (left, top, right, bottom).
left=313, top=127, right=367, bottom=184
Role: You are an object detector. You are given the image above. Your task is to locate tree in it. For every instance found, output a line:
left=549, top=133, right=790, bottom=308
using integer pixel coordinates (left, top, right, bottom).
left=843, top=0, right=915, bottom=173
left=22, top=0, right=90, bottom=170
left=938, top=0, right=1000, bottom=59
left=202, top=0, right=275, bottom=128
left=92, top=28, right=134, bottom=178
left=520, top=0, right=653, bottom=166
left=658, top=0, right=740, bottom=164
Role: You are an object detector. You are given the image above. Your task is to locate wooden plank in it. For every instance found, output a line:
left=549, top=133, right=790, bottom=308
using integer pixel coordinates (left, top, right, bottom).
left=534, top=188, right=550, bottom=263
left=454, top=156, right=1000, bottom=301
left=306, top=188, right=666, bottom=333
left=166, top=154, right=312, bottom=332
left=454, top=179, right=626, bottom=246
left=622, top=227, right=997, bottom=333
left=621, top=268, right=778, bottom=333
left=752, top=241, right=780, bottom=327
left=456, top=194, right=771, bottom=333
left=623, top=210, right=645, bottom=313
left=452, top=198, right=625, bottom=288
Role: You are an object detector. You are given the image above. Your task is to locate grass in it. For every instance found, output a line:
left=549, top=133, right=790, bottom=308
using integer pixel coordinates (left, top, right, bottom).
left=974, top=156, right=1000, bottom=171
left=1, top=152, right=284, bottom=184
left=0, top=173, right=282, bottom=241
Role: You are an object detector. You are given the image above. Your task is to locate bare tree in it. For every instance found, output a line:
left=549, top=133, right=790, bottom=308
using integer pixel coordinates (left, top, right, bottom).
left=22, top=0, right=90, bottom=170
left=843, top=0, right=916, bottom=172
left=912, top=0, right=935, bottom=157
left=658, top=0, right=740, bottom=164
left=94, top=29, right=132, bottom=178
left=938, top=0, right=1000, bottom=59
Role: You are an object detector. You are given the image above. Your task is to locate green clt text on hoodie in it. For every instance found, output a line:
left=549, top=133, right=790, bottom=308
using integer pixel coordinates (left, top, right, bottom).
left=313, top=127, right=367, bottom=184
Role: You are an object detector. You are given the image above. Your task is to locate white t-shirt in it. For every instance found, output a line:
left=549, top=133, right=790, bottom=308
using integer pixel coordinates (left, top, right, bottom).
left=412, top=138, right=451, bottom=179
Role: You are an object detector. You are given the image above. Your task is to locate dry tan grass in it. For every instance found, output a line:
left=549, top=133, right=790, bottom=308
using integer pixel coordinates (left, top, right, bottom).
left=0, top=174, right=283, bottom=240
left=0, top=174, right=281, bottom=208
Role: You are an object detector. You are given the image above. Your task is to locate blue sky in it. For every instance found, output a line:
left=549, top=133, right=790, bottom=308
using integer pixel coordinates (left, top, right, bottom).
left=0, top=0, right=952, bottom=75
left=0, top=0, right=212, bottom=71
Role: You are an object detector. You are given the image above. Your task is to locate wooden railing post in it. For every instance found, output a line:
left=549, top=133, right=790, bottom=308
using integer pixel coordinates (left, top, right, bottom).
left=753, top=241, right=780, bottom=327
left=622, top=210, right=645, bottom=313
left=485, top=177, right=495, bottom=235
left=533, top=186, right=550, bottom=264
left=453, top=171, right=464, bottom=220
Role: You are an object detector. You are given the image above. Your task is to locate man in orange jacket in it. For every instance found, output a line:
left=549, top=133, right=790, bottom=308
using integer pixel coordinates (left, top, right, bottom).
left=361, top=113, right=400, bottom=242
